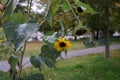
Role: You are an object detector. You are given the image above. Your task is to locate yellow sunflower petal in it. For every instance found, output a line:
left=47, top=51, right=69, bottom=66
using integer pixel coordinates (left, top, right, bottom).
left=59, top=38, right=65, bottom=42
left=54, top=38, right=71, bottom=51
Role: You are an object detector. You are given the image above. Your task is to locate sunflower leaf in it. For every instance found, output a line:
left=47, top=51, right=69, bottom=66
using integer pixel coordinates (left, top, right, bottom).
left=30, top=56, right=45, bottom=70
left=9, top=13, right=27, bottom=24
left=51, top=0, right=61, bottom=15
left=46, top=9, right=53, bottom=27
left=40, top=44, right=61, bottom=68
left=61, top=2, right=71, bottom=12
left=74, top=0, right=96, bottom=14
left=1, top=0, right=19, bottom=23
left=3, top=21, right=39, bottom=51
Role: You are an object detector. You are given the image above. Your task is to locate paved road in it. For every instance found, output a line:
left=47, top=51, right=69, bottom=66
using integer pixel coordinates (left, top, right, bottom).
left=0, top=44, right=120, bottom=72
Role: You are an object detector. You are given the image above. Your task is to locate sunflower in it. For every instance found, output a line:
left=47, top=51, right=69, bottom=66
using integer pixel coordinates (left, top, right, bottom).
left=54, top=38, right=71, bottom=51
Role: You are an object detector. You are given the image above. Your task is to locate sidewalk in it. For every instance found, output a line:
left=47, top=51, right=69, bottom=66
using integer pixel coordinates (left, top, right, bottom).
left=0, top=44, right=120, bottom=72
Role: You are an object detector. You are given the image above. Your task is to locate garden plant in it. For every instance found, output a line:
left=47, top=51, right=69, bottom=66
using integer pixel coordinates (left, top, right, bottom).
left=0, top=0, right=97, bottom=80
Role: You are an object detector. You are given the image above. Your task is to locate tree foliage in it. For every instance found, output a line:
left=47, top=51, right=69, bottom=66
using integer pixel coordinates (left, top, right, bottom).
left=80, top=0, right=120, bottom=57
left=81, top=0, right=120, bottom=31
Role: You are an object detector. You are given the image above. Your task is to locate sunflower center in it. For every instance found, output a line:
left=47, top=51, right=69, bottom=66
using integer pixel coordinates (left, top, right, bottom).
left=77, top=7, right=83, bottom=13
left=59, top=42, right=66, bottom=47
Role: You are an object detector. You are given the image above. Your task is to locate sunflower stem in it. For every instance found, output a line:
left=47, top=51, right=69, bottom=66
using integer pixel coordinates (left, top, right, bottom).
left=65, top=0, right=81, bottom=23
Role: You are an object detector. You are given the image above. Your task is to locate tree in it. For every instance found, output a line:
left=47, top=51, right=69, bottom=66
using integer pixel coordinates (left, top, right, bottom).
left=80, top=0, right=120, bottom=58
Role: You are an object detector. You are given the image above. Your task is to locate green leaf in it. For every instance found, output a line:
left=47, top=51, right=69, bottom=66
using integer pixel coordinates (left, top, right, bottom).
left=30, top=45, right=59, bottom=68
left=8, top=54, right=19, bottom=71
left=1, top=0, right=13, bottom=23
left=40, top=44, right=61, bottom=68
left=74, top=0, right=96, bottom=14
left=41, top=45, right=53, bottom=58
left=1, top=0, right=19, bottom=23
left=41, top=44, right=60, bottom=58
left=51, top=0, right=61, bottom=15
left=43, top=32, right=57, bottom=43
left=61, top=2, right=71, bottom=12
left=3, top=21, right=39, bottom=51
left=59, top=21, right=65, bottom=37
left=45, top=31, right=55, bottom=36
left=44, top=58, right=55, bottom=68
left=46, top=9, right=53, bottom=27
left=46, top=0, right=61, bottom=27
left=9, top=13, right=27, bottom=24
left=30, top=56, right=44, bottom=70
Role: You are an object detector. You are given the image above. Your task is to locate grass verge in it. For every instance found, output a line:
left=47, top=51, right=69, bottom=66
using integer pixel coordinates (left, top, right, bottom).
left=0, top=71, right=12, bottom=80
left=0, top=49, right=120, bottom=80
left=19, top=49, right=120, bottom=80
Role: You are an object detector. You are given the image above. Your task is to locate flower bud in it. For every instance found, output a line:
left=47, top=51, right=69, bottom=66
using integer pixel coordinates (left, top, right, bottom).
left=76, top=6, right=84, bottom=13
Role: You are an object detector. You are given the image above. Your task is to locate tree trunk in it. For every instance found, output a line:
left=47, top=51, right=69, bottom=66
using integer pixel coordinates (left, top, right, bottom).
left=104, top=0, right=110, bottom=58
left=104, top=27, right=110, bottom=58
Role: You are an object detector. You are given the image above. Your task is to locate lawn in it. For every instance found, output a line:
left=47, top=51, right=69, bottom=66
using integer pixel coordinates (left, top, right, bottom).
left=0, top=71, right=12, bottom=80
left=19, top=49, right=120, bottom=80
left=0, top=50, right=120, bottom=80
left=0, top=49, right=120, bottom=80
left=23, top=49, right=120, bottom=80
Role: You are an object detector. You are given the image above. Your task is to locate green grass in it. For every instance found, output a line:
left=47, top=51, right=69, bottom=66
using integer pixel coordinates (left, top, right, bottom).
left=110, top=37, right=120, bottom=44
left=69, top=39, right=86, bottom=50
left=24, top=41, right=44, bottom=56
left=18, top=49, right=120, bottom=80
left=0, top=49, right=120, bottom=80
left=0, top=71, right=12, bottom=80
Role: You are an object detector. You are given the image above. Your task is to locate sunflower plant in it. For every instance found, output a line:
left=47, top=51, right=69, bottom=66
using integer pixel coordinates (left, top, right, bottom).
left=0, top=0, right=95, bottom=80
left=30, top=32, right=71, bottom=70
